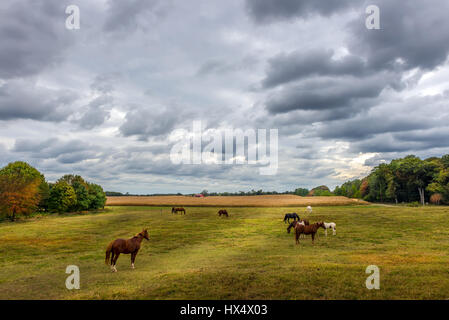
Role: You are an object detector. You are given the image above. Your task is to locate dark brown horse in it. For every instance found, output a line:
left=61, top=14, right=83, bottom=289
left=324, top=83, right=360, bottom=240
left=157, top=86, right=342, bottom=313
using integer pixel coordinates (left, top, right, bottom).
left=105, top=229, right=149, bottom=272
left=218, top=209, right=229, bottom=217
left=295, top=222, right=324, bottom=245
left=286, top=219, right=310, bottom=233
left=172, top=207, right=186, bottom=214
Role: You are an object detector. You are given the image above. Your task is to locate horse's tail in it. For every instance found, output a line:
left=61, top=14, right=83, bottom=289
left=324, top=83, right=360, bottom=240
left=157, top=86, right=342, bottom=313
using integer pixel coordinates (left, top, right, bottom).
left=105, top=241, right=114, bottom=265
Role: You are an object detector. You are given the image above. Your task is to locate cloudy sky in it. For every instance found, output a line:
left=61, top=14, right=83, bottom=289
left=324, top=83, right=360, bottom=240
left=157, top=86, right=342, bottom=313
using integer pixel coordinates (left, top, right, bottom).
left=1, top=0, right=449, bottom=194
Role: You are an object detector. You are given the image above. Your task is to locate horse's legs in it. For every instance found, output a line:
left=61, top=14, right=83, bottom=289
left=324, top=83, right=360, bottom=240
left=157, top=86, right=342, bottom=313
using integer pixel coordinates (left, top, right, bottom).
left=325, top=229, right=328, bottom=237
left=333, top=227, right=336, bottom=236
left=112, top=252, right=120, bottom=272
left=131, top=252, right=137, bottom=269
left=311, top=233, right=315, bottom=244
left=110, top=251, right=115, bottom=271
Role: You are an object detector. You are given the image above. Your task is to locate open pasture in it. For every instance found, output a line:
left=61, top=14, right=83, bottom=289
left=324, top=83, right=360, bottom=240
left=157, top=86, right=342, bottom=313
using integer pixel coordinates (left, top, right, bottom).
left=106, top=195, right=368, bottom=207
left=1, top=205, right=449, bottom=299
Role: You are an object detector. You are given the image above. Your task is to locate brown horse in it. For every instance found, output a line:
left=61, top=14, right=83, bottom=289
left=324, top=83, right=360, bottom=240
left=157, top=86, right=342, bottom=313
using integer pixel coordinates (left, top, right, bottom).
left=286, top=219, right=310, bottom=234
left=295, top=222, right=324, bottom=245
left=172, top=207, right=186, bottom=214
left=218, top=209, right=229, bottom=217
left=105, top=229, right=149, bottom=272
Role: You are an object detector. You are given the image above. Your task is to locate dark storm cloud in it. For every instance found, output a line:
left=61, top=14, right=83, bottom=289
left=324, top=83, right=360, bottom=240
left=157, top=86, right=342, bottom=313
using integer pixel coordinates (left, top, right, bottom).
left=262, top=49, right=366, bottom=88
left=245, top=0, right=355, bottom=23
left=349, top=0, right=449, bottom=71
left=315, top=115, right=434, bottom=141
left=0, top=0, right=72, bottom=79
left=265, top=74, right=393, bottom=114
left=0, top=80, right=78, bottom=121
left=351, top=132, right=449, bottom=154
left=393, top=128, right=449, bottom=146
left=311, top=92, right=449, bottom=144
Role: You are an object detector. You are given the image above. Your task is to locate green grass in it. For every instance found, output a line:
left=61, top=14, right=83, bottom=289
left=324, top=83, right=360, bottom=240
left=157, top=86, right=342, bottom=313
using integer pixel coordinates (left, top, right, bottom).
left=1, top=205, right=449, bottom=299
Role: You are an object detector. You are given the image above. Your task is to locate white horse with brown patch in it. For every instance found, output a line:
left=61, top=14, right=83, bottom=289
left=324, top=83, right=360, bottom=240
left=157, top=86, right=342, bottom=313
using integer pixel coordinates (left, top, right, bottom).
left=323, top=222, right=336, bottom=236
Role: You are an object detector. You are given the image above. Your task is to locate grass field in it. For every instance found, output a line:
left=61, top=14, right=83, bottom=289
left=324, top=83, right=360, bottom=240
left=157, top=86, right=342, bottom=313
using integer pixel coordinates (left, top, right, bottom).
left=106, top=195, right=368, bottom=207
left=1, top=205, right=449, bottom=299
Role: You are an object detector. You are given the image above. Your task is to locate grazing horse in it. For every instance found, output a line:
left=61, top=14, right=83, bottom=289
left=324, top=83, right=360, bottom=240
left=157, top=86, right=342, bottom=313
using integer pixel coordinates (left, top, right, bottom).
left=287, top=219, right=310, bottom=235
left=283, top=213, right=300, bottom=223
left=172, top=207, right=186, bottom=215
left=295, top=222, right=324, bottom=245
left=218, top=209, right=229, bottom=217
left=105, top=229, right=149, bottom=272
left=287, top=220, right=303, bottom=233
left=306, top=206, right=312, bottom=214
left=323, top=222, right=336, bottom=236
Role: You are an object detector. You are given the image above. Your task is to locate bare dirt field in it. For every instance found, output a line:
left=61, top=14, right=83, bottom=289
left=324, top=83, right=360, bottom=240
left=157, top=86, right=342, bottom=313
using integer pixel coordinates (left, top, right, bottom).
left=106, top=195, right=368, bottom=207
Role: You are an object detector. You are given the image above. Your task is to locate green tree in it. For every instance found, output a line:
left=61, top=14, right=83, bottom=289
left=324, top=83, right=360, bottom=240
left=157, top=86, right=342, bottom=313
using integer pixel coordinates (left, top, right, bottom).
left=88, top=183, right=106, bottom=210
left=48, top=181, right=77, bottom=213
left=294, top=188, right=309, bottom=196
left=58, top=175, right=91, bottom=211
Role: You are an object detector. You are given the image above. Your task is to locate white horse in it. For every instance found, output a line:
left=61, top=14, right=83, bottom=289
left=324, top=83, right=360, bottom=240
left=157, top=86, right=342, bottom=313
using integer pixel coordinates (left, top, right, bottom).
left=323, top=222, right=336, bottom=236
left=306, top=206, right=312, bottom=214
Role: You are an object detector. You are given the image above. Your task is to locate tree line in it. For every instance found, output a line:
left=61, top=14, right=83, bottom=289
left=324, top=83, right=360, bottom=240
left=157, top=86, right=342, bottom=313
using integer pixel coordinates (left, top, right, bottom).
left=0, top=161, right=106, bottom=221
left=334, top=155, right=449, bottom=205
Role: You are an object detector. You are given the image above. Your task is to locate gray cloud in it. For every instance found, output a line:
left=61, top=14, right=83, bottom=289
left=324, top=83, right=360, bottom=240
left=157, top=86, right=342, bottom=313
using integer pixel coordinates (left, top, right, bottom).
left=0, top=80, right=78, bottom=121
left=119, top=106, right=183, bottom=140
left=265, top=74, right=394, bottom=114
left=77, top=95, right=113, bottom=129
left=245, top=0, right=355, bottom=23
left=103, top=0, right=170, bottom=34
left=14, top=138, right=103, bottom=164
left=349, top=0, right=449, bottom=71
left=1, top=0, right=449, bottom=193
left=0, top=0, right=72, bottom=79
left=262, top=49, right=366, bottom=88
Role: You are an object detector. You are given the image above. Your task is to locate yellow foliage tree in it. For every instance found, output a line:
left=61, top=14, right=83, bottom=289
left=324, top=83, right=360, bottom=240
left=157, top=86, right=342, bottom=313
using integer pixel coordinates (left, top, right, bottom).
left=0, top=175, right=41, bottom=221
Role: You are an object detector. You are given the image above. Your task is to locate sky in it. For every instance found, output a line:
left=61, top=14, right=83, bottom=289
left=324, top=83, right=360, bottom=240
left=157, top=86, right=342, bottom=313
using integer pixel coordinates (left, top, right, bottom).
left=1, top=0, right=449, bottom=194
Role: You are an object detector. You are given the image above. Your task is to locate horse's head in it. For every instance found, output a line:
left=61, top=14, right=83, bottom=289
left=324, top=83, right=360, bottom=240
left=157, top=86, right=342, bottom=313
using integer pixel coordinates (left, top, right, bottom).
left=140, top=229, right=150, bottom=240
left=287, top=221, right=296, bottom=233
left=317, top=222, right=325, bottom=229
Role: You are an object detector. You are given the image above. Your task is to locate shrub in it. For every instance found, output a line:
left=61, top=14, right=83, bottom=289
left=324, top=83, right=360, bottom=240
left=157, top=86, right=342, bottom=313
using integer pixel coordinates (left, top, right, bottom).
left=430, top=193, right=443, bottom=205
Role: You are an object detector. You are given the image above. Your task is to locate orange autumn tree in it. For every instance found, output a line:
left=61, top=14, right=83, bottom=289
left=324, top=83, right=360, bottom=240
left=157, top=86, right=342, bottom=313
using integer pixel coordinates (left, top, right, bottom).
left=0, top=162, right=46, bottom=221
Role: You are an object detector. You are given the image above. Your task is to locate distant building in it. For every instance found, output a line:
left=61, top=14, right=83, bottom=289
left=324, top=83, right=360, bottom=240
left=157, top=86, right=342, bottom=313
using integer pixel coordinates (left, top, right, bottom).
left=194, top=194, right=205, bottom=197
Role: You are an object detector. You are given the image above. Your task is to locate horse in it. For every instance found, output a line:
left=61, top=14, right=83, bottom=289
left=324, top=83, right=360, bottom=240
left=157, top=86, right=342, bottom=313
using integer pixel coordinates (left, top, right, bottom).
left=287, top=219, right=309, bottom=235
left=295, top=222, right=324, bottom=245
left=323, top=222, right=336, bottom=236
left=283, top=213, right=300, bottom=223
left=105, top=229, right=149, bottom=272
left=218, top=209, right=229, bottom=217
left=287, top=220, right=303, bottom=233
left=172, top=207, right=186, bottom=214
left=306, top=206, right=312, bottom=214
